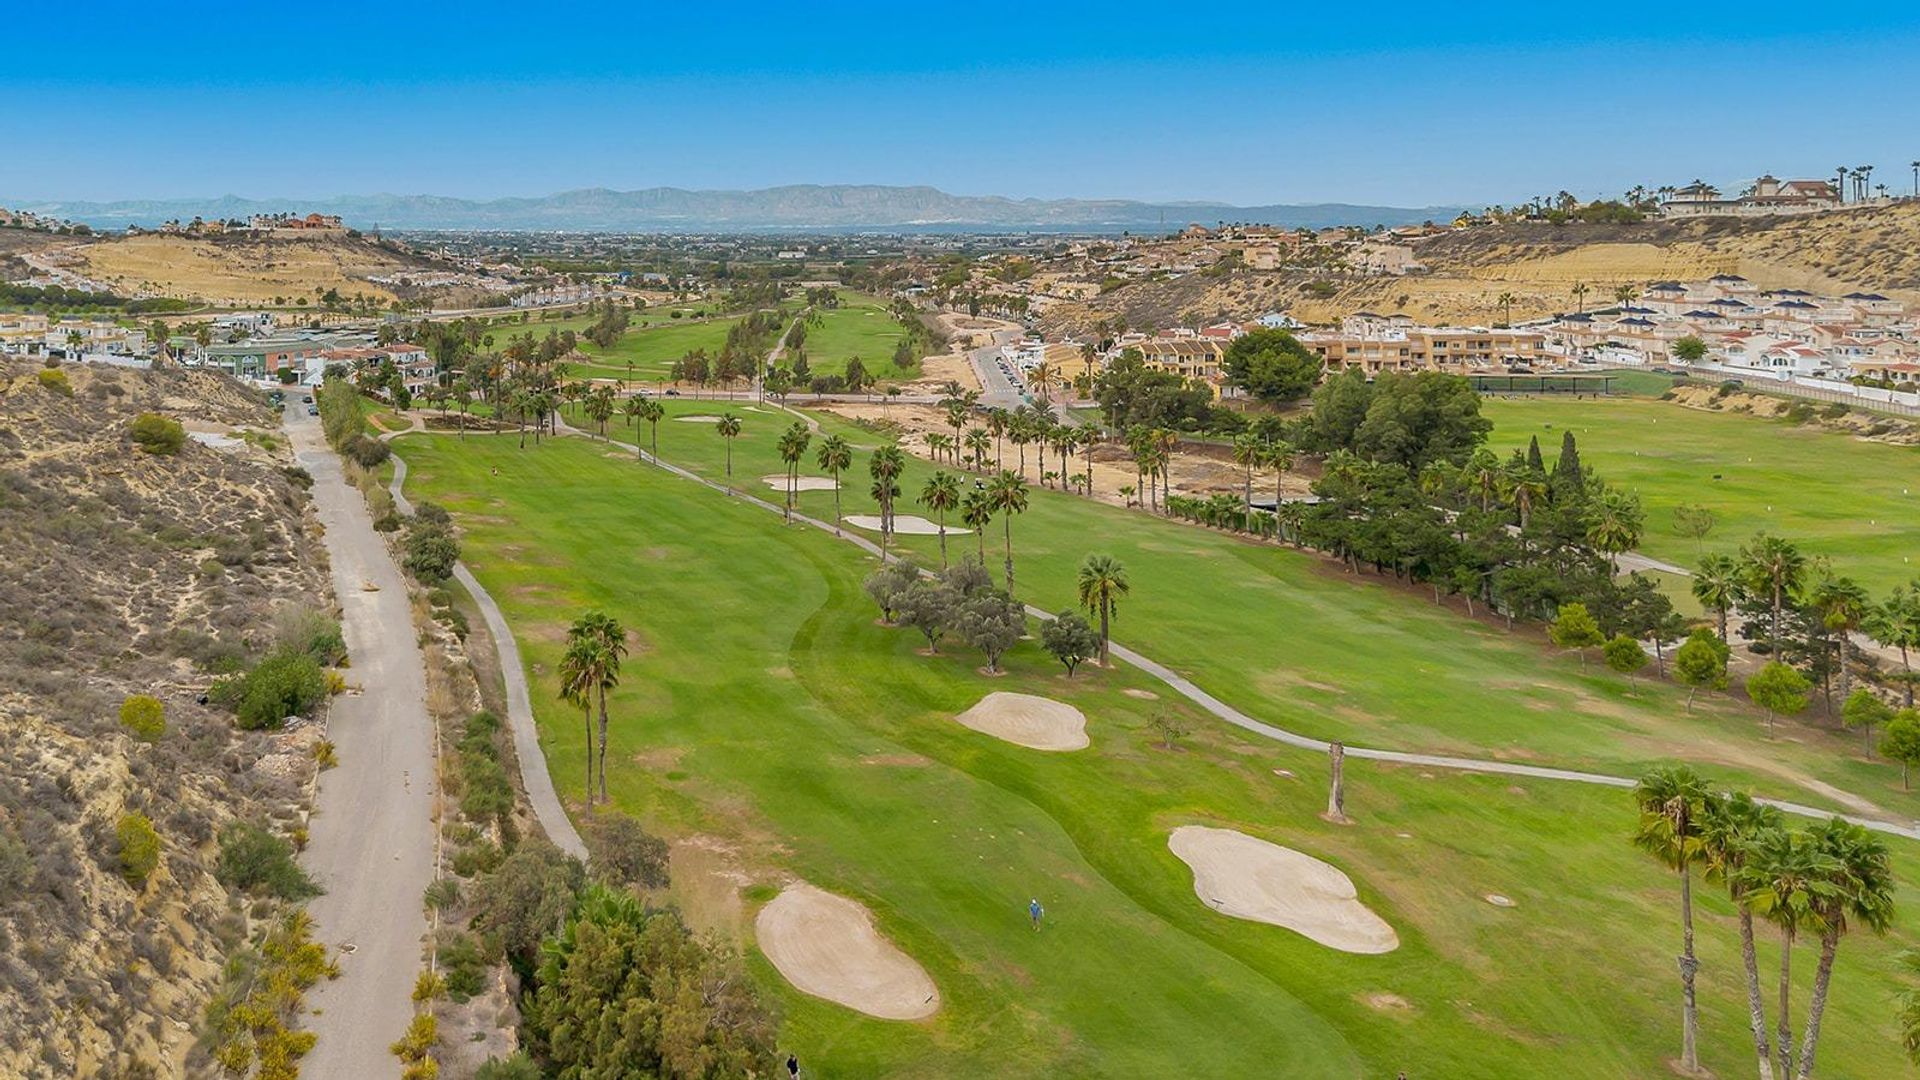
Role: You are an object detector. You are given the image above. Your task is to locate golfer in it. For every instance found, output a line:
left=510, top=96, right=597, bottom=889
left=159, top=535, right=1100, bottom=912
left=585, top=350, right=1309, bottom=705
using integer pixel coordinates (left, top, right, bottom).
left=1029, top=897, right=1044, bottom=930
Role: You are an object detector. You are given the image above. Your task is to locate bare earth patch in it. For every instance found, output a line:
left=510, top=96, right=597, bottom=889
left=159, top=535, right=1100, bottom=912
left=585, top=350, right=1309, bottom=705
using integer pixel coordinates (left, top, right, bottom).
left=1123, top=688, right=1159, bottom=700
left=761, top=474, right=839, bottom=492
left=755, top=883, right=939, bottom=1020
left=954, top=692, right=1089, bottom=751
left=1167, top=826, right=1398, bottom=954
left=843, top=514, right=969, bottom=536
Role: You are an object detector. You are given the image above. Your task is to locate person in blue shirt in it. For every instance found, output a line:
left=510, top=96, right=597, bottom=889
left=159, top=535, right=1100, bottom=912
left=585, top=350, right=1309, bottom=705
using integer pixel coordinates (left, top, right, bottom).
left=1028, top=897, right=1044, bottom=930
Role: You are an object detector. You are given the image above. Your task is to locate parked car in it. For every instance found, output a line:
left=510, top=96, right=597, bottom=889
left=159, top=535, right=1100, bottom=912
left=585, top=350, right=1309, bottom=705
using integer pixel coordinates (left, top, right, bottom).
left=301, top=394, right=313, bottom=403
left=306, top=405, right=319, bottom=416
left=664, top=388, right=681, bottom=396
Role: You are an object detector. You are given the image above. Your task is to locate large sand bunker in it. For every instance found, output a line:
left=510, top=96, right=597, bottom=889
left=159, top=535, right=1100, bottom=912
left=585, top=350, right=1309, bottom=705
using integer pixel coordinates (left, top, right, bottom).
left=671, top=414, right=725, bottom=423
left=954, top=692, right=1088, bottom=751
left=755, top=883, right=939, bottom=1020
left=843, top=514, right=969, bottom=536
left=1168, top=826, right=1398, bottom=954
left=762, top=474, right=839, bottom=492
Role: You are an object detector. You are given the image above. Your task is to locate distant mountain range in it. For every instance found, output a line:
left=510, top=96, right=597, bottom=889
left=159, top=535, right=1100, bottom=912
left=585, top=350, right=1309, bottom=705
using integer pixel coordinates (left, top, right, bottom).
left=12, top=185, right=1469, bottom=233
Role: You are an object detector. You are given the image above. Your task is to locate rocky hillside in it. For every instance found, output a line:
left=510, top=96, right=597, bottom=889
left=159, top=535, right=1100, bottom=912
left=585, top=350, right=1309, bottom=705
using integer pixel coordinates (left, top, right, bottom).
left=1039, top=201, right=1920, bottom=333
left=0, top=359, right=330, bottom=1075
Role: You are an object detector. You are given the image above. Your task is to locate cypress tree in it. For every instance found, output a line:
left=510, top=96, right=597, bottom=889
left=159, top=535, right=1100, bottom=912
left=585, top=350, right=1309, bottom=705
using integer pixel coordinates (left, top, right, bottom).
left=1526, top=434, right=1545, bottom=474
left=1551, top=429, right=1583, bottom=498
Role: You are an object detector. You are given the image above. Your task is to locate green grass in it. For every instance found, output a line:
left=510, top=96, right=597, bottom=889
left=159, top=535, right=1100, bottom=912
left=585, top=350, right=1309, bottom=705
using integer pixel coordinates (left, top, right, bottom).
left=798, top=291, right=919, bottom=381
left=1484, top=395, right=1920, bottom=594
left=566, top=315, right=745, bottom=383
left=397, top=430, right=1920, bottom=1079
left=586, top=399, right=1919, bottom=815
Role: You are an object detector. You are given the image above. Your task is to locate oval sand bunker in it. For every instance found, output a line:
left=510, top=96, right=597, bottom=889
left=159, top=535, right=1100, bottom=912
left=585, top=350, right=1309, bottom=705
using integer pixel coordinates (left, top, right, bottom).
left=762, top=474, right=839, bottom=492
left=955, top=692, right=1089, bottom=751
left=756, top=883, right=939, bottom=1020
left=1168, top=826, right=1398, bottom=954
left=843, top=514, right=969, bottom=536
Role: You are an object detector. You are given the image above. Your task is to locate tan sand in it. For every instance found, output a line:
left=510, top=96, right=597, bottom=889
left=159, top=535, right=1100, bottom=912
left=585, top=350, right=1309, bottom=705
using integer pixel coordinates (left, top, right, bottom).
left=843, top=514, right=968, bottom=536
left=1167, top=826, right=1398, bottom=954
left=755, top=883, right=939, bottom=1020
left=761, top=474, right=839, bottom=492
left=953, top=692, right=1088, bottom=751
left=671, top=414, right=725, bottom=423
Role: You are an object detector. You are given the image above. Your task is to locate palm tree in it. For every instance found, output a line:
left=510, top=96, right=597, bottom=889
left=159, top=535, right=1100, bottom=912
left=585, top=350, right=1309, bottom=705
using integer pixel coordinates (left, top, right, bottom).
left=1077, top=555, right=1130, bottom=666
left=1793, top=818, right=1894, bottom=1079
left=1009, top=409, right=1035, bottom=480
left=1807, top=573, right=1869, bottom=704
left=715, top=413, right=742, bottom=477
left=985, top=407, right=1010, bottom=470
left=1496, top=291, right=1517, bottom=327
left=1701, top=792, right=1787, bottom=1080
left=870, top=446, right=905, bottom=556
left=1504, top=463, right=1547, bottom=529
left=1571, top=280, right=1591, bottom=314
left=637, top=399, right=664, bottom=462
left=1632, top=766, right=1713, bottom=1075
left=1030, top=361, right=1058, bottom=405
left=965, top=427, right=991, bottom=473
left=919, top=471, right=962, bottom=567
left=1614, top=283, right=1640, bottom=309
left=815, top=433, right=852, bottom=535
left=988, top=470, right=1029, bottom=596
left=622, top=394, right=643, bottom=431
left=1587, top=489, right=1645, bottom=573
left=557, top=638, right=601, bottom=808
left=1868, top=583, right=1920, bottom=706
left=571, top=611, right=627, bottom=803
left=1694, top=554, right=1742, bottom=643
left=1741, top=534, right=1808, bottom=654
left=776, top=421, right=811, bottom=523
left=1232, top=433, right=1264, bottom=532
left=1739, top=828, right=1842, bottom=1080
left=962, top=485, right=994, bottom=562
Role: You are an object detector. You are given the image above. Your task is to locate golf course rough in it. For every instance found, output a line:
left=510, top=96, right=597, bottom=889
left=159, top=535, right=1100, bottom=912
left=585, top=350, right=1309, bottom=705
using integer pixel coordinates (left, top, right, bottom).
left=954, top=692, right=1090, bottom=750
left=1168, top=826, right=1398, bottom=954
left=755, top=883, right=940, bottom=1020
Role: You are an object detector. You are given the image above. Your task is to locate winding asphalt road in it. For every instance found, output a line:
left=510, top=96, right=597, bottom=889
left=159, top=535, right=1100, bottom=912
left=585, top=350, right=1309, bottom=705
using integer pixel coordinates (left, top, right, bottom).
left=286, top=404, right=437, bottom=1078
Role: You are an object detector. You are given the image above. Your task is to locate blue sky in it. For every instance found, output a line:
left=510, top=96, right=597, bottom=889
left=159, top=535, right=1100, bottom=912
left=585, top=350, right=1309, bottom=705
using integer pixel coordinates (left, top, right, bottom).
left=8, top=2, right=1920, bottom=207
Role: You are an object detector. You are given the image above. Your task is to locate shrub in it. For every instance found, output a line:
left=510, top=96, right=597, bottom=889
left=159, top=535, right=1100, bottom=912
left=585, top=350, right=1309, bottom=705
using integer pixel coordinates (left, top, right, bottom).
left=36, top=368, right=72, bottom=395
left=211, top=649, right=328, bottom=730
left=275, top=608, right=347, bottom=666
left=475, top=1054, right=541, bottom=1080
left=343, top=434, right=391, bottom=468
left=128, top=412, right=187, bottom=455
left=117, top=812, right=161, bottom=887
left=451, top=840, right=503, bottom=878
left=472, top=840, right=586, bottom=965
left=119, top=694, right=167, bottom=741
left=281, top=465, right=314, bottom=489
left=0, top=825, right=32, bottom=903
left=585, top=814, right=671, bottom=889
left=423, top=876, right=461, bottom=912
left=216, top=822, right=320, bottom=900
left=437, top=930, right=487, bottom=1002
left=404, top=524, right=460, bottom=583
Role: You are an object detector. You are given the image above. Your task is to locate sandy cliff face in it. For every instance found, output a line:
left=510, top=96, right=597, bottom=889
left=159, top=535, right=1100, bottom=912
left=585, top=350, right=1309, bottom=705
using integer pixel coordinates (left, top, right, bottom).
left=0, top=360, right=330, bottom=1075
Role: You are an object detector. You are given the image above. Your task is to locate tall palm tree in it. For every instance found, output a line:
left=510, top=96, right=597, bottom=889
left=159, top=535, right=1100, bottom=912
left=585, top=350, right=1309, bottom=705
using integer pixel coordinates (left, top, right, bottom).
left=1739, top=828, right=1842, bottom=1080
left=1694, top=553, right=1742, bottom=643
left=1701, top=792, right=1787, bottom=1080
left=715, top=413, right=742, bottom=477
left=870, top=446, right=906, bottom=556
left=1504, top=463, right=1547, bottom=530
left=1571, top=280, right=1591, bottom=314
left=1232, top=432, right=1264, bottom=532
left=1009, top=409, right=1035, bottom=481
left=1741, top=534, right=1808, bottom=654
left=985, top=407, right=1010, bottom=470
left=776, top=422, right=811, bottom=523
left=557, top=637, right=601, bottom=808
left=1794, top=818, right=1894, bottom=1079
left=962, top=485, right=994, bottom=562
left=919, top=471, right=962, bottom=567
left=1632, top=766, right=1714, bottom=1074
left=637, top=399, right=664, bottom=462
left=815, top=433, right=852, bottom=535
left=988, top=470, right=1029, bottom=596
left=1030, top=361, right=1058, bottom=405
left=1807, top=573, right=1870, bottom=704
left=1614, top=283, right=1640, bottom=308
left=622, top=394, right=643, bottom=431
left=1496, top=291, right=1518, bottom=327
left=1867, top=584, right=1920, bottom=706
left=965, top=427, right=991, bottom=473
left=1077, top=554, right=1131, bottom=666
left=570, top=610, right=627, bottom=803
left=1587, top=489, right=1646, bottom=573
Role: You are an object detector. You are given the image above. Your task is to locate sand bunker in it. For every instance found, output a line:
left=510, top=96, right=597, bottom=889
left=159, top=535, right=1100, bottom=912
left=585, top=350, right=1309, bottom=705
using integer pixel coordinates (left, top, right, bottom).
left=843, top=514, right=969, bottom=535
left=762, top=474, right=839, bottom=492
left=671, top=414, right=724, bottom=423
left=953, top=692, right=1088, bottom=751
left=755, top=883, right=939, bottom=1020
left=1167, top=826, right=1398, bottom=954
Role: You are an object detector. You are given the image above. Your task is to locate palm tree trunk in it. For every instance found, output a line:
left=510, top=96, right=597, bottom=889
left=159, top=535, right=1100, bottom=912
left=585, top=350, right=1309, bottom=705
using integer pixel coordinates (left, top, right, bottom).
left=937, top=510, right=949, bottom=568
left=1776, top=932, right=1795, bottom=1080
left=1739, top=909, right=1776, bottom=1080
left=1794, top=925, right=1842, bottom=1079
left=1679, top=869, right=1700, bottom=1072
left=832, top=472, right=843, bottom=535
left=1099, top=601, right=1110, bottom=666
left=582, top=703, right=594, bottom=808
left=1003, top=514, right=1015, bottom=597
left=597, top=689, right=610, bottom=803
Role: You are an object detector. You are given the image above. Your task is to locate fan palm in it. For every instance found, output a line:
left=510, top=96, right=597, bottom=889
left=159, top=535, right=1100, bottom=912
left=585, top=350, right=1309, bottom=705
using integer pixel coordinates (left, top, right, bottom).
left=1807, top=573, right=1870, bottom=703
left=557, top=638, right=601, bottom=808
left=1077, top=554, right=1130, bottom=666
left=1867, top=583, right=1920, bottom=706
left=1701, top=791, right=1786, bottom=1080
left=815, top=433, right=852, bottom=536
left=776, top=422, right=811, bottom=523
left=870, top=446, right=906, bottom=555
left=1632, top=766, right=1713, bottom=1074
left=988, top=470, right=1029, bottom=596
left=1740, top=534, right=1808, bottom=654
left=1738, top=828, right=1843, bottom=1080
left=919, top=471, right=962, bottom=567
left=1793, top=818, right=1894, bottom=1079
left=1232, top=433, right=1264, bottom=531
left=715, top=413, right=742, bottom=477
left=962, top=485, right=994, bottom=562
left=1693, top=554, right=1742, bottom=643
left=637, top=398, right=664, bottom=462
left=1587, top=489, right=1646, bottom=573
